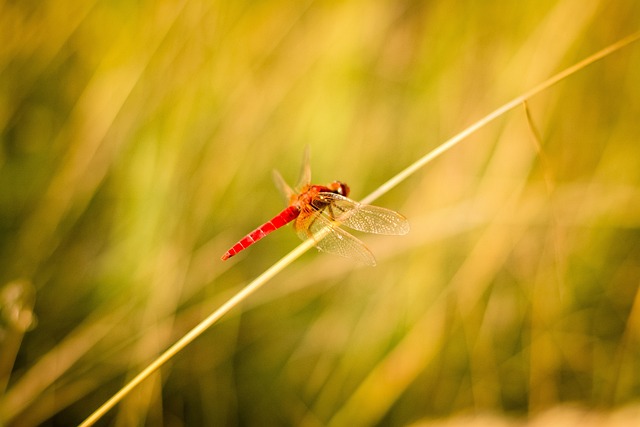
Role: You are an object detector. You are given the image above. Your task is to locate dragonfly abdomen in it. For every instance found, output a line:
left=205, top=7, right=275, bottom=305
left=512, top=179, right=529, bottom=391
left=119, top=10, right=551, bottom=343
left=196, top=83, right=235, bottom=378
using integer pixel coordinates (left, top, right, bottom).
left=221, top=205, right=300, bottom=260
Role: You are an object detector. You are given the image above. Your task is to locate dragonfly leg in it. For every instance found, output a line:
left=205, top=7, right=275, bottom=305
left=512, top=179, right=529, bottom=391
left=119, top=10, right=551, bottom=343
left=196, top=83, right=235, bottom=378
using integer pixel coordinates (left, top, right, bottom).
left=326, top=204, right=348, bottom=221
left=304, top=217, right=319, bottom=241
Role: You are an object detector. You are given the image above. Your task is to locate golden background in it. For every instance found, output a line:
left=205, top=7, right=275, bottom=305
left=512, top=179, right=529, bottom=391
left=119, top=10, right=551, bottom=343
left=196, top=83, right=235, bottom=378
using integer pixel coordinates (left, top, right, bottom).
left=1, top=0, right=639, bottom=425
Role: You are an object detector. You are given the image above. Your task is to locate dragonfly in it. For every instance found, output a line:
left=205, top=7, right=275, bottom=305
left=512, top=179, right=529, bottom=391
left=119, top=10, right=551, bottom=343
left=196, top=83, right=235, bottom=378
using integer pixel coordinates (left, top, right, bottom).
left=221, top=148, right=409, bottom=266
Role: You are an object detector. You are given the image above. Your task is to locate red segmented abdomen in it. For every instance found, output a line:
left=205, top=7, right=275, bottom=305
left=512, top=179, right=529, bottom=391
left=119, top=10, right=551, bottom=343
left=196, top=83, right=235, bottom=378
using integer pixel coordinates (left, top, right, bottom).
left=221, top=205, right=300, bottom=260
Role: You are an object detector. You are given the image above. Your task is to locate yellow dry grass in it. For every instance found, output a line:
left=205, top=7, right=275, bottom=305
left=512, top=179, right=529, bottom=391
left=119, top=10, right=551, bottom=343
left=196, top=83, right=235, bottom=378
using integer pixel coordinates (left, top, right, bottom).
left=1, top=1, right=639, bottom=426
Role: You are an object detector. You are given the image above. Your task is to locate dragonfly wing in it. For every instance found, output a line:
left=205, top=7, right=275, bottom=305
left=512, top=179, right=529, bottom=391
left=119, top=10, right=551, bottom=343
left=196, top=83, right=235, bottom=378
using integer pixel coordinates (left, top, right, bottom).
left=295, top=145, right=312, bottom=190
left=273, top=146, right=312, bottom=202
left=296, top=212, right=376, bottom=266
left=273, top=169, right=295, bottom=202
left=317, top=193, right=410, bottom=235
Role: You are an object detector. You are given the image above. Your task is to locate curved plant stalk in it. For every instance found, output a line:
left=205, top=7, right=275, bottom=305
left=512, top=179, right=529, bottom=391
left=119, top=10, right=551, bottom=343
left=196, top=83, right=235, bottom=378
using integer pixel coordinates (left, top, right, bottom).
left=79, top=30, right=640, bottom=427
left=78, top=237, right=319, bottom=427
left=360, top=30, right=640, bottom=206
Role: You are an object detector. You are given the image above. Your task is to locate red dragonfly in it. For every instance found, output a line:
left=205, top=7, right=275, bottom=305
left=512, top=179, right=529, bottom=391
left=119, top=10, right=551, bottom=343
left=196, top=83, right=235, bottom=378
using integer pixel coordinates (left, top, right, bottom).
left=221, top=148, right=409, bottom=265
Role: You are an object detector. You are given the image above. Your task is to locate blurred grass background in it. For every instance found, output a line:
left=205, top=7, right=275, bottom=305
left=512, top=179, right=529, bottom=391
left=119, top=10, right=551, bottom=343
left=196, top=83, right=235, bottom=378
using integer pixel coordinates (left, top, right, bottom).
left=1, top=0, right=640, bottom=425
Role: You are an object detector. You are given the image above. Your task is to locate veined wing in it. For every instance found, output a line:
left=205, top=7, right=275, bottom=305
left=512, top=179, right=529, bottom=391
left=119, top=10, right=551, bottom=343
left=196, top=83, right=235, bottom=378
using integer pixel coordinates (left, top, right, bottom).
left=295, top=145, right=312, bottom=190
left=316, top=192, right=410, bottom=235
left=295, top=210, right=376, bottom=266
left=273, top=169, right=295, bottom=202
left=272, top=145, right=312, bottom=202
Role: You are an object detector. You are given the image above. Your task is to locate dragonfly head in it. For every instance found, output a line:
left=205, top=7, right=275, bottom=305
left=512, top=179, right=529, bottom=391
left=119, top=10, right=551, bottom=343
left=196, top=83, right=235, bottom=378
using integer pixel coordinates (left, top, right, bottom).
left=329, top=181, right=350, bottom=197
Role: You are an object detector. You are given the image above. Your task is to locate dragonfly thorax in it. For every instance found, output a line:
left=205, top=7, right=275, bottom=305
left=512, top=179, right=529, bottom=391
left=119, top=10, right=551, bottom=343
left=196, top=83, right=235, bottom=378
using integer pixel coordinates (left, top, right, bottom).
left=303, top=181, right=351, bottom=211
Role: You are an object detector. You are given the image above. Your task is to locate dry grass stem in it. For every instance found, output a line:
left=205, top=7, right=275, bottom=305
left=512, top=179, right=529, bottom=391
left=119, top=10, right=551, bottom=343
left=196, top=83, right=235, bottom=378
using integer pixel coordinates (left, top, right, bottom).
left=78, top=31, right=640, bottom=426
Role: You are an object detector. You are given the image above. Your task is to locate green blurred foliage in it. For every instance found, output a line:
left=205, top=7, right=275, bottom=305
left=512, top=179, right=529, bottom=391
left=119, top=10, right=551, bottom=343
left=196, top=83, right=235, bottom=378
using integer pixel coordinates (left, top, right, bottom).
left=1, top=0, right=639, bottom=425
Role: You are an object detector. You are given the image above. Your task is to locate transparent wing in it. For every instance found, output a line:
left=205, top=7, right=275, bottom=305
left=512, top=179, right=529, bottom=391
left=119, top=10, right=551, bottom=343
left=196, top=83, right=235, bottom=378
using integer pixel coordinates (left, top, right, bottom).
left=295, top=145, right=311, bottom=190
left=272, top=145, right=311, bottom=202
left=272, top=169, right=295, bottom=203
left=316, top=193, right=410, bottom=235
left=295, top=210, right=376, bottom=266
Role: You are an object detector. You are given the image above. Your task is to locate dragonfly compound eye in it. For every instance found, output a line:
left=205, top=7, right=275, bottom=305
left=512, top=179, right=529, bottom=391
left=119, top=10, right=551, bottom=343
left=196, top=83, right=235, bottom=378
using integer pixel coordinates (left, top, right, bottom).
left=333, top=181, right=350, bottom=197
